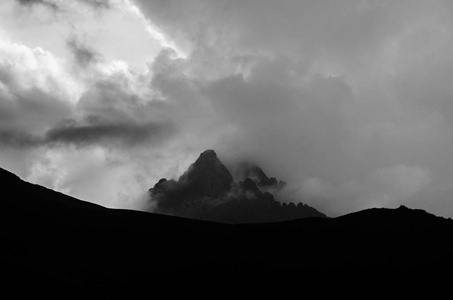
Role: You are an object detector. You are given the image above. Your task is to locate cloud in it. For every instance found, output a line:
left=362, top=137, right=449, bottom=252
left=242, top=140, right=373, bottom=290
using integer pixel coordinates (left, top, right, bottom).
left=0, top=5, right=174, bottom=209
left=338, top=165, right=432, bottom=212
left=0, top=31, right=82, bottom=103
left=0, top=37, right=174, bottom=150
left=282, top=165, right=432, bottom=217
left=15, top=0, right=112, bottom=10
left=0, top=7, right=174, bottom=149
left=45, top=117, right=174, bottom=147
left=67, top=36, right=101, bottom=68
left=2, top=0, right=453, bottom=218
left=76, top=0, right=112, bottom=9
left=0, top=118, right=174, bottom=149
left=133, top=0, right=406, bottom=62
left=0, top=130, right=40, bottom=148
left=15, top=0, right=58, bottom=10
left=25, top=146, right=152, bottom=208
left=130, top=0, right=453, bottom=218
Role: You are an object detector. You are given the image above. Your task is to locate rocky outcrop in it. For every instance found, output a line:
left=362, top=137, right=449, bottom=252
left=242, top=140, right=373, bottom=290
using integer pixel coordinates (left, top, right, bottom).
left=178, top=149, right=233, bottom=198
left=149, top=150, right=327, bottom=223
left=235, top=162, right=286, bottom=191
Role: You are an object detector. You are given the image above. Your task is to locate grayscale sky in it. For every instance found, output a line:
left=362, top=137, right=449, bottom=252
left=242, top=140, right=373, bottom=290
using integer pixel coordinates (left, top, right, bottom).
left=2, top=0, right=453, bottom=217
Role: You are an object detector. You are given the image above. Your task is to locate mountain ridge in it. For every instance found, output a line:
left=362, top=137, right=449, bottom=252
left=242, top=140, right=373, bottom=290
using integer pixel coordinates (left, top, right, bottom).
left=149, top=149, right=327, bottom=223
left=1, top=165, right=453, bottom=293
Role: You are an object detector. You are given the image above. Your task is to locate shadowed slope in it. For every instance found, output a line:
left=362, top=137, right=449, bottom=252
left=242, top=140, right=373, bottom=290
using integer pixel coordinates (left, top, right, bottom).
left=1, top=166, right=453, bottom=294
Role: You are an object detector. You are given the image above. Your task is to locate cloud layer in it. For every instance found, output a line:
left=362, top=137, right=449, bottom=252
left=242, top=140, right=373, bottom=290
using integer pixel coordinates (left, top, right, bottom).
left=2, top=0, right=453, bottom=217
left=134, top=0, right=453, bottom=217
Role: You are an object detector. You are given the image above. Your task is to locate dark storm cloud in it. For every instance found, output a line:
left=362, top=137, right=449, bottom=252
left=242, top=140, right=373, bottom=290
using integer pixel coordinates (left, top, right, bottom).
left=15, top=0, right=111, bottom=10
left=0, top=118, right=175, bottom=149
left=16, top=0, right=58, bottom=10
left=0, top=130, right=40, bottom=148
left=45, top=117, right=174, bottom=147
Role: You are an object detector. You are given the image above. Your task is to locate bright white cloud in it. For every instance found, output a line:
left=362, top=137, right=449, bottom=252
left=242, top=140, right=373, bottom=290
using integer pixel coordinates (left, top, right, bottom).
left=0, top=0, right=163, bottom=71
left=0, top=0, right=179, bottom=210
left=122, top=0, right=187, bottom=59
left=0, top=31, right=82, bottom=103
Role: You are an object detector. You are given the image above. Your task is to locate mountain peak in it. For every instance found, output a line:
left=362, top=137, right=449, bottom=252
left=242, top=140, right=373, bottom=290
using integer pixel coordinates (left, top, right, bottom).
left=241, top=177, right=261, bottom=194
left=149, top=149, right=327, bottom=223
left=235, top=161, right=285, bottom=191
left=177, top=149, right=233, bottom=198
left=398, top=205, right=409, bottom=210
left=198, top=149, right=218, bottom=161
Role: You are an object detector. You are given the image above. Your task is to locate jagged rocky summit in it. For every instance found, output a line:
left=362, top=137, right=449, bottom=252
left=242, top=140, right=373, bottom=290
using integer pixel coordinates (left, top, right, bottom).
left=149, top=150, right=326, bottom=223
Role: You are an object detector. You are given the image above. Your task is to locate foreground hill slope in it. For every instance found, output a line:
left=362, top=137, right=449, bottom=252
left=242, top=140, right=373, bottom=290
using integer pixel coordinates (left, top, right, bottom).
left=1, top=166, right=453, bottom=292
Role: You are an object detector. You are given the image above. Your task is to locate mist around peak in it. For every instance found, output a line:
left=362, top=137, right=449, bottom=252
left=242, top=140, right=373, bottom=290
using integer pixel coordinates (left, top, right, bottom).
left=148, top=150, right=326, bottom=223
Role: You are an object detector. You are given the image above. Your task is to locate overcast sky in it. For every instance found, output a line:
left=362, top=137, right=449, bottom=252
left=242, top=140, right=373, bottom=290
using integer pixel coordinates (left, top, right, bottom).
left=2, top=0, right=453, bottom=217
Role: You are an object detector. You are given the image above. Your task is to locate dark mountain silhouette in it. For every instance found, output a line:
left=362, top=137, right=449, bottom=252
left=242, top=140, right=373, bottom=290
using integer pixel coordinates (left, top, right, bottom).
left=149, top=150, right=326, bottom=223
left=2, top=166, right=453, bottom=294
left=234, top=161, right=286, bottom=191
